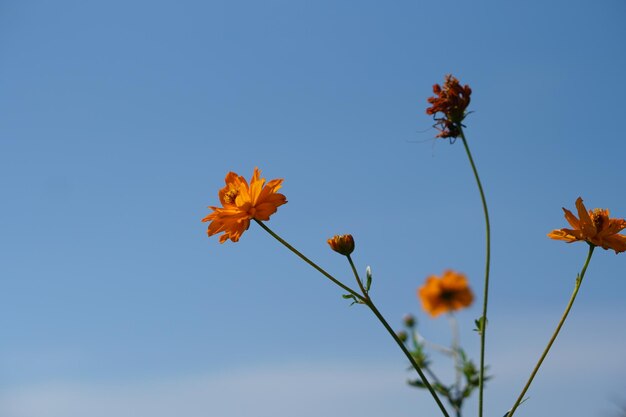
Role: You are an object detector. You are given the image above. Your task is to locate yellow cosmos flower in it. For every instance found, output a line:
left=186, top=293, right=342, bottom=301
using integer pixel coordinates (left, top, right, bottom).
left=202, top=167, right=287, bottom=243
left=418, top=270, right=474, bottom=318
left=548, top=197, right=626, bottom=254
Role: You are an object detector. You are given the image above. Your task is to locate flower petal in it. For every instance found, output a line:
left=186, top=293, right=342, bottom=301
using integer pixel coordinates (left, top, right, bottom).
left=601, top=234, right=626, bottom=253
left=575, top=197, right=596, bottom=236
left=548, top=228, right=581, bottom=243
left=562, top=208, right=580, bottom=229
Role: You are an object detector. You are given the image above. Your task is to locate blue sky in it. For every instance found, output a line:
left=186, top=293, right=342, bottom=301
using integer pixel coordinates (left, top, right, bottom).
left=1, top=1, right=626, bottom=416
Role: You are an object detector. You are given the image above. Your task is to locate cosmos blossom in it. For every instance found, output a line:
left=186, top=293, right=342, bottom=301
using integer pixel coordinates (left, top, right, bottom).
left=203, top=167, right=287, bottom=243
left=548, top=197, right=626, bottom=254
left=418, top=270, right=474, bottom=317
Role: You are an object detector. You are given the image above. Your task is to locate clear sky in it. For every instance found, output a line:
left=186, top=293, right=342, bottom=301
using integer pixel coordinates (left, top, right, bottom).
left=1, top=1, right=626, bottom=416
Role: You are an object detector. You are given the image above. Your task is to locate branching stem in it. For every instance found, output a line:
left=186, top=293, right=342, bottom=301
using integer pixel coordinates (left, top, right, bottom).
left=255, top=220, right=451, bottom=417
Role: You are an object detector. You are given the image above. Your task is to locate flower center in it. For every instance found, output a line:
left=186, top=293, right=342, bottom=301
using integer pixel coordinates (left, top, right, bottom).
left=223, top=189, right=239, bottom=204
left=591, top=209, right=605, bottom=230
left=440, top=289, right=456, bottom=303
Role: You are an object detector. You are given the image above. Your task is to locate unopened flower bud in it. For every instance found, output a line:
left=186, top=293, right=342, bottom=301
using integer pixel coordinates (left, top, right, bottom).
left=327, top=234, right=355, bottom=256
left=403, top=314, right=416, bottom=328
left=396, top=330, right=408, bottom=343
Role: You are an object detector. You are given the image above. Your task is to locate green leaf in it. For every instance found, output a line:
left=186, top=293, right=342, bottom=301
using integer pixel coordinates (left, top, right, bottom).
left=341, top=294, right=357, bottom=306
left=473, top=316, right=487, bottom=335
left=342, top=293, right=366, bottom=306
left=433, top=382, right=451, bottom=396
left=407, top=379, right=426, bottom=389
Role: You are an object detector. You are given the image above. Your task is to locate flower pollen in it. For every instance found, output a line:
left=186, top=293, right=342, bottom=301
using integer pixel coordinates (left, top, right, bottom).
left=223, top=189, right=239, bottom=205
left=591, top=209, right=605, bottom=229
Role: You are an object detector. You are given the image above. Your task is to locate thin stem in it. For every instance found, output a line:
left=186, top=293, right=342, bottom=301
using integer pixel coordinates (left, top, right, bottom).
left=414, top=329, right=455, bottom=356
left=255, top=220, right=451, bottom=417
left=424, top=364, right=445, bottom=387
left=366, top=300, right=452, bottom=417
left=448, top=314, right=462, bottom=397
left=507, top=245, right=595, bottom=417
left=253, top=220, right=363, bottom=301
left=425, top=359, right=462, bottom=417
left=347, top=255, right=368, bottom=297
left=459, top=128, right=491, bottom=417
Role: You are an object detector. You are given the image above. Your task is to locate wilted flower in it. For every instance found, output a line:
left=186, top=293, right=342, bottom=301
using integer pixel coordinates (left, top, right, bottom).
left=426, top=74, right=472, bottom=139
left=202, top=167, right=287, bottom=243
left=548, top=197, right=626, bottom=254
left=327, top=234, right=355, bottom=256
left=418, top=270, right=474, bottom=317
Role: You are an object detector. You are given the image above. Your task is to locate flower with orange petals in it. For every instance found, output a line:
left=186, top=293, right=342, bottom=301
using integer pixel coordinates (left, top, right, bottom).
left=426, top=74, right=472, bottom=139
left=418, top=270, right=474, bottom=317
left=202, top=168, right=287, bottom=243
left=548, top=197, right=626, bottom=254
left=327, top=234, right=355, bottom=256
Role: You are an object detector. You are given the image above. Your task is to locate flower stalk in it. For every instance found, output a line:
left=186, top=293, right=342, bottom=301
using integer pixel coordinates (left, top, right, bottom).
left=256, top=221, right=452, bottom=417
left=448, top=314, right=462, bottom=399
left=365, top=299, right=452, bottom=417
left=253, top=220, right=362, bottom=300
left=347, top=255, right=368, bottom=296
left=425, top=77, right=489, bottom=417
left=459, top=128, right=491, bottom=417
left=506, top=244, right=595, bottom=417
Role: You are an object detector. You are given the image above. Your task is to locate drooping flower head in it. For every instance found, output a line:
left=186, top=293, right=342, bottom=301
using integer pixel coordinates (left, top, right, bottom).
left=418, top=270, right=474, bottom=317
left=548, top=197, right=626, bottom=254
left=426, top=74, right=472, bottom=139
left=327, top=234, right=355, bottom=256
left=203, top=167, right=287, bottom=243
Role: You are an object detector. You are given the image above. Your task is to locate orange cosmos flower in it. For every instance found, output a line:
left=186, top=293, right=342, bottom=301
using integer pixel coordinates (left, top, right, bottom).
left=327, top=234, right=355, bottom=256
left=202, top=167, right=287, bottom=243
left=426, top=74, right=472, bottom=139
left=548, top=197, right=626, bottom=254
left=418, top=270, right=474, bottom=317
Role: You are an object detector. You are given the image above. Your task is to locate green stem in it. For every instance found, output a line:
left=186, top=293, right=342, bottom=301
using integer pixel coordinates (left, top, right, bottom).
left=507, top=245, right=595, bottom=417
left=347, top=255, right=368, bottom=297
left=255, top=220, right=451, bottom=417
left=459, top=128, right=491, bottom=417
left=254, top=220, right=363, bottom=300
left=423, top=365, right=461, bottom=417
left=365, top=299, right=452, bottom=417
left=424, top=364, right=444, bottom=387
left=448, top=314, right=462, bottom=398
